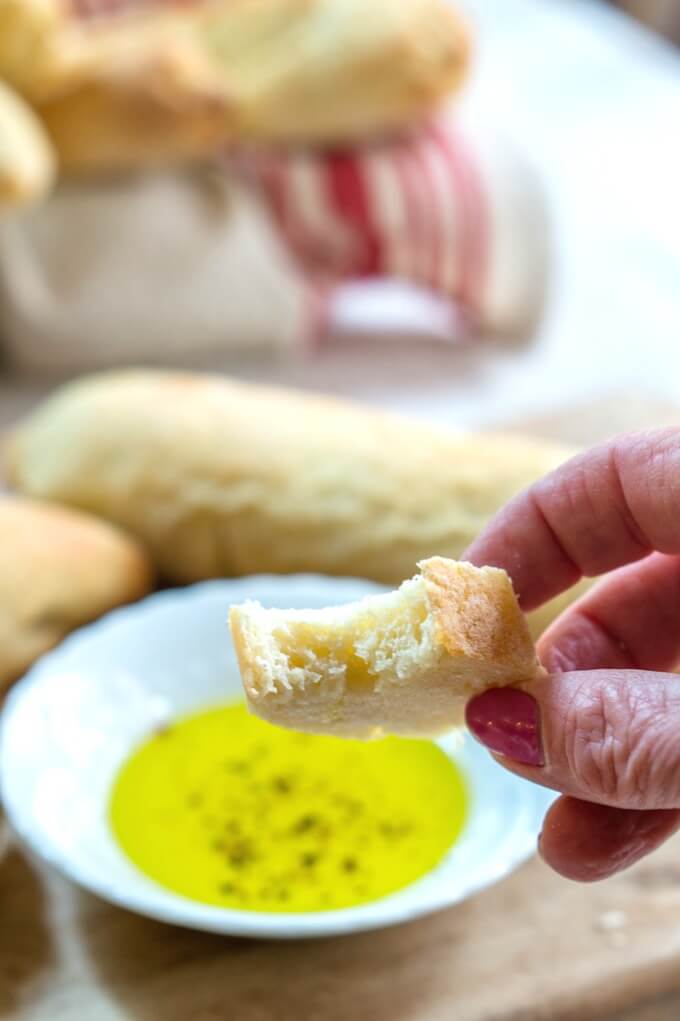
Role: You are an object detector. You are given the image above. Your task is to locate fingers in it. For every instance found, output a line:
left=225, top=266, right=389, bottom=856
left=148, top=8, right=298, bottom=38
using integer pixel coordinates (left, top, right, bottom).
left=465, top=428, right=680, bottom=610
left=538, top=553, right=680, bottom=673
left=464, top=430, right=680, bottom=880
left=465, top=671, right=680, bottom=810
left=538, top=796, right=680, bottom=882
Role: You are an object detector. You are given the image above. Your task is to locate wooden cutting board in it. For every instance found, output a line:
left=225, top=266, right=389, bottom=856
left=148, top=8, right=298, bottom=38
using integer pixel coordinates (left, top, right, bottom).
left=3, top=385, right=680, bottom=1021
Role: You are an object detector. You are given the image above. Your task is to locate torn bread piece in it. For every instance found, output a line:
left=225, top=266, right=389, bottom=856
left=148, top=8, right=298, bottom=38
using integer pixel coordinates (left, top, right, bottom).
left=229, top=557, right=541, bottom=739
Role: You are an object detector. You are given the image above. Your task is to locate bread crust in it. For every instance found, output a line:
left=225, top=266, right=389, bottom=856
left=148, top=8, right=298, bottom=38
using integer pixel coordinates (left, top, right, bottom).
left=0, top=0, right=64, bottom=99
left=0, top=495, right=153, bottom=692
left=5, top=370, right=573, bottom=591
left=421, top=557, right=538, bottom=677
left=2, top=0, right=470, bottom=172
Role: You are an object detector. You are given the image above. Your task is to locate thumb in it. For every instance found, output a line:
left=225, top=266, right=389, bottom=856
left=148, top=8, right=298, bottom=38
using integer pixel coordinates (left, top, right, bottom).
left=465, top=671, right=680, bottom=810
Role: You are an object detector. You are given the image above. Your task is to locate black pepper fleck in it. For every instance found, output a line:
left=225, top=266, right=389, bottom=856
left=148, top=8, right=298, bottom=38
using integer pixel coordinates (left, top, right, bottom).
left=227, top=839, right=256, bottom=868
left=292, top=814, right=318, bottom=834
left=272, top=776, right=293, bottom=794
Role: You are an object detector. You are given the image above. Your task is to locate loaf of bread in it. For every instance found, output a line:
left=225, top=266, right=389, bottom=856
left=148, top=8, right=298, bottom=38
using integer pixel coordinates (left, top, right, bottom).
left=230, top=557, right=541, bottom=738
left=2, top=0, right=470, bottom=174
left=0, top=496, right=153, bottom=692
left=0, top=80, right=55, bottom=212
left=5, top=371, right=576, bottom=621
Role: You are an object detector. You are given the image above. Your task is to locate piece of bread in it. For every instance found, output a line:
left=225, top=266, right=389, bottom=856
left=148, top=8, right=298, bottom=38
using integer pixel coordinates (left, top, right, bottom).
left=0, top=0, right=65, bottom=99
left=4, top=370, right=574, bottom=602
left=0, top=495, right=153, bottom=693
left=0, top=80, right=55, bottom=212
left=3, top=0, right=470, bottom=173
left=230, top=557, right=541, bottom=738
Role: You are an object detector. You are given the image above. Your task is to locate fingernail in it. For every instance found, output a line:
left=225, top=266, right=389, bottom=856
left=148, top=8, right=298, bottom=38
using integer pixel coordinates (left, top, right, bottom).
left=465, top=688, right=544, bottom=766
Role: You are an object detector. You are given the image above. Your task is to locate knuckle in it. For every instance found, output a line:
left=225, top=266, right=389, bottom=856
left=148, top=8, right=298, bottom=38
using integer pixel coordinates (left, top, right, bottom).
left=559, top=678, right=666, bottom=807
left=617, top=430, right=680, bottom=551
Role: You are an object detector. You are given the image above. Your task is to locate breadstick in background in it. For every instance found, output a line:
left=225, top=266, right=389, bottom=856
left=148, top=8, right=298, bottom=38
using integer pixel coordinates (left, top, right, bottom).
left=3, top=0, right=470, bottom=174
left=5, top=371, right=587, bottom=636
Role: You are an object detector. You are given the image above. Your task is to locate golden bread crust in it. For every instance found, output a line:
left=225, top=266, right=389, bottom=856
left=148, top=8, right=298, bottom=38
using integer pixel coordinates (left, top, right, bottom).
left=0, top=495, right=153, bottom=692
left=3, top=0, right=470, bottom=172
left=421, top=557, right=536, bottom=679
left=0, top=0, right=65, bottom=98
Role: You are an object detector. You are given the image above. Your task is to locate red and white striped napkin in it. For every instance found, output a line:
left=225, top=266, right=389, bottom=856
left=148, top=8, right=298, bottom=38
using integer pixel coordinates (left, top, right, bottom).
left=230, top=120, right=489, bottom=337
left=232, top=110, right=547, bottom=344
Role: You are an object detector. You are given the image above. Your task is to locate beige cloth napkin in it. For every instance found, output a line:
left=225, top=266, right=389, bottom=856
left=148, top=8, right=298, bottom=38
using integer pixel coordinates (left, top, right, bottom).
left=0, top=167, right=309, bottom=374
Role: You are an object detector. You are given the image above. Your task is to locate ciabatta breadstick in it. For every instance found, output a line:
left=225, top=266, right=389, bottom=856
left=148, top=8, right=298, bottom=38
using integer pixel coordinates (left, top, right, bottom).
left=5, top=371, right=573, bottom=606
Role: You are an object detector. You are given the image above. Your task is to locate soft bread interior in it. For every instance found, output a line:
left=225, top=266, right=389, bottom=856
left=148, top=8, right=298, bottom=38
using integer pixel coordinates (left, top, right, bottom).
left=230, top=558, right=539, bottom=738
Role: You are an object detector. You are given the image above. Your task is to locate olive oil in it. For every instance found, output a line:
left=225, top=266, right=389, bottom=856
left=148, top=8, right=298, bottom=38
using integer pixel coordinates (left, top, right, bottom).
left=110, top=704, right=467, bottom=913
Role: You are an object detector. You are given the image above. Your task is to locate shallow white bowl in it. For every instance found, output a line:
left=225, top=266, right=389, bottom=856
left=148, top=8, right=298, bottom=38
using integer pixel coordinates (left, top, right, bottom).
left=0, top=575, right=553, bottom=939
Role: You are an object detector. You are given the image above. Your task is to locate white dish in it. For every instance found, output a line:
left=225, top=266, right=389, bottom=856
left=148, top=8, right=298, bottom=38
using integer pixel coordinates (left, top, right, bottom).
left=0, top=575, right=553, bottom=939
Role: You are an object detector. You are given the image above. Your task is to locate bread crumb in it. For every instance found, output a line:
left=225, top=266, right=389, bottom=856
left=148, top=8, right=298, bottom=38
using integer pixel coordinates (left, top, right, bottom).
left=596, top=910, right=627, bottom=932
left=595, top=910, right=628, bottom=949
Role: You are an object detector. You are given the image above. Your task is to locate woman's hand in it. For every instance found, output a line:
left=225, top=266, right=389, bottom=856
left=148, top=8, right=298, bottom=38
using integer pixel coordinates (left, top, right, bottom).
left=463, top=428, right=680, bottom=881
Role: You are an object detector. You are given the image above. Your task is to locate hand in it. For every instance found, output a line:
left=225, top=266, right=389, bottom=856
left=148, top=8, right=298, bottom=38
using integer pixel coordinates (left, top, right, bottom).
left=463, top=428, right=680, bottom=881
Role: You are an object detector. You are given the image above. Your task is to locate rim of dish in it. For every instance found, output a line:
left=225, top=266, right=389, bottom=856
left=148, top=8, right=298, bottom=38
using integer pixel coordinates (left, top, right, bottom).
left=0, top=576, right=551, bottom=938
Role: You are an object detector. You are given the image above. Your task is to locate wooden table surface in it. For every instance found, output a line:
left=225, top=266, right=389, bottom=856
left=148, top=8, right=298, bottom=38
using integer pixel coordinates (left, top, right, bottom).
left=4, top=833, right=680, bottom=1021
left=3, top=382, right=680, bottom=1021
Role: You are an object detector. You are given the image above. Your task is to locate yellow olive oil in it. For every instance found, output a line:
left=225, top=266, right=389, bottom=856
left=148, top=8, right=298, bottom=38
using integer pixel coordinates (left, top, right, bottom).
left=109, top=703, right=467, bottom=913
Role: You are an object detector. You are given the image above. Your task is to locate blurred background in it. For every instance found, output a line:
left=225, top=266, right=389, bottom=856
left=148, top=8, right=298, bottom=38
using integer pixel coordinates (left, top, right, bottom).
left=1, top=0, right=679, bottom=434
left=2, top=1, right=680, bottom=1019
left=612, top=0, right=680, bottom=40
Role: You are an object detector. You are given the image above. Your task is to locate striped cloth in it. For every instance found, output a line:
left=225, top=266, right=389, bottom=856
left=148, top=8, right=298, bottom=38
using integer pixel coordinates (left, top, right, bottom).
left=232, top=121, right=487, bottom=326
left=61, top=0, right=546, bottom=345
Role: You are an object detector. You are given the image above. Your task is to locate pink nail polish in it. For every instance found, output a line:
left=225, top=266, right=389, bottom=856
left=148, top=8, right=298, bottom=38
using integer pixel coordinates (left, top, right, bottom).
left=465, top=688, right=544, bottom=766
